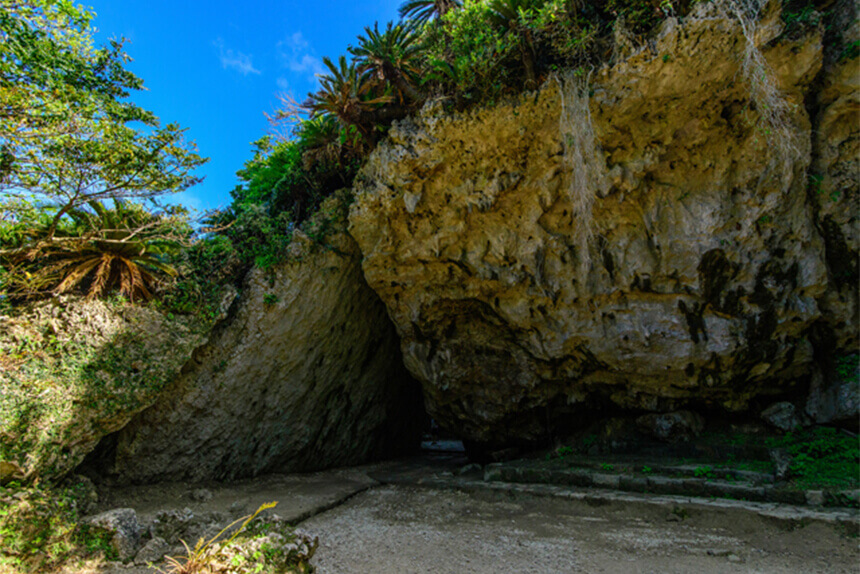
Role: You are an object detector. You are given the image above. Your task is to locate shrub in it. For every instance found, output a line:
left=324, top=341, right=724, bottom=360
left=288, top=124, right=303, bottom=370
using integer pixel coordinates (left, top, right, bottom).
left=161, top=502, right=318, bottom=574
left=1, top=199, right=191, bottom=303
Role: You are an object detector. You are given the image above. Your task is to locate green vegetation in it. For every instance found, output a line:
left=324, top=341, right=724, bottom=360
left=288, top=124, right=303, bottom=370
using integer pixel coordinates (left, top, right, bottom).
left=0, top=296, right=209, bottom=482
left=162, top=502, right=317, bottom=574
left=0, top=477, right=104, bottom=572
left=0, top=0, right=205, bottom=310
left=693, top=465, right=716, bottom=479
left=0, top=1, right=205, bottom=233
left=767, top=427, right=860, bottom=490
left=546, top=444, right=574, bottom=460
left=1, top=200, right=191, bottom=302
left=835, top=354, right=859, bottom=382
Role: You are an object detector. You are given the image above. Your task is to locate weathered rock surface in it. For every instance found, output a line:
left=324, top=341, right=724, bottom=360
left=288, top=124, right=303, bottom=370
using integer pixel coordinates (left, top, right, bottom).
left=636, top=411, right=705, bottom=442
left=349, top=8, right=833, bottom=446
left=0, top=297, right=211, bottom=481
left=760, top=402, right=803, bottom=432
left=134, top=536, right=169, bottom=565
left=805, top=363, right=859, bottom=427
left=81, top=508, right=143, bottom=561
left=810, top=2, right=859, bottom=352
left=104, top=200, right=423, bottom=482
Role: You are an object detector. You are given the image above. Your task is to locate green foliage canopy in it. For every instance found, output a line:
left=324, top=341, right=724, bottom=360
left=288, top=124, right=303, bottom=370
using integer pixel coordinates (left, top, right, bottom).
left=0, top=0, right=207, bottom=238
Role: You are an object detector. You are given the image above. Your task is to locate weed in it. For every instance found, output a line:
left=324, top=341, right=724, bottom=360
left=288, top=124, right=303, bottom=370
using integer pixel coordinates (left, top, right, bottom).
left=0, top=478, right=99, bottom=571
left=547, top=445, right=575, bottom=460
left=160, top=501, right=318, bottom=574
left=839, top=39, right=860, bottom=61
left=601, top=463, right=615, bottom=471
left=263, top=293, right=279, bottom=306
left=693, top=466, right=716, bottom=479
left=641, top=465, right=653, bottom=474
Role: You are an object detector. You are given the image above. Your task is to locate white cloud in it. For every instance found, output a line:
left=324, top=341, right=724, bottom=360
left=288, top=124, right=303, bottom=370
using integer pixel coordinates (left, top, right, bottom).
left=277, top=32, right=325, bottom=86
left=276, top=77, right=290, bottom=92
left=214, top=38, right=261, bottom=76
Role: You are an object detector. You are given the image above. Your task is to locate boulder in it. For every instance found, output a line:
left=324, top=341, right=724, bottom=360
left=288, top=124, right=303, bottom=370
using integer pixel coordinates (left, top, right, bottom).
left=134, top=536, right=170, bottom=565
left=349, top=10, right=827, bottom=446
left=760, top=402, right=803, bottom=432
left=104, top=197, right=424, bottom=482
left=81, top=508, right=142, bottom=561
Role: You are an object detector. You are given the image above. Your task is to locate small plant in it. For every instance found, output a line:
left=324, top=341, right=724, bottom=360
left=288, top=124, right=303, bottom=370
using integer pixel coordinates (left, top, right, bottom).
left=662, top=54, right=671, bottom=63
left=160, top=501, right=317, bottom=574
left=835, top=354, right=859, bottom=382
left=263, top=293, right=279, bottom=306
left=839, top=39, right=860, bottom=62
left=693, top=466, right=716, bottom=479
left=641, top=465, right=653, bottom=474
left=547, top=445, right=574, bottom=461
left=601, top=463, right=614, bottom=472
left=0, top=478, right=99, bottom=571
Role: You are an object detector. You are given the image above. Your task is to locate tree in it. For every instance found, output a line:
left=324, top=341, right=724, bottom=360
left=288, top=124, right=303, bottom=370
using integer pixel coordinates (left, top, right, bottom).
left=398, top=0, right=462, bottom=25
left=349, top=21, right=423, bottom=105
left=0, top=0, right=206, bottom=239
left=304, top=55, right=394, bottom=142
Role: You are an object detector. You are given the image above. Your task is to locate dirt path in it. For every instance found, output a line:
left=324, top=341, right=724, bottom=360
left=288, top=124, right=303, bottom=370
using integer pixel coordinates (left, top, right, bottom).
left=302, top=485, right=858, bottom=573
left=89, top=455, right=858, bottom=574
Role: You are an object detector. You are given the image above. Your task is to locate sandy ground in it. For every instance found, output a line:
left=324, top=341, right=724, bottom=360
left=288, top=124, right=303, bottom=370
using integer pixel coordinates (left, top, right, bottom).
left=77, top=455, right=858, bottom=574
left=302, top=485, right=859, bottom=574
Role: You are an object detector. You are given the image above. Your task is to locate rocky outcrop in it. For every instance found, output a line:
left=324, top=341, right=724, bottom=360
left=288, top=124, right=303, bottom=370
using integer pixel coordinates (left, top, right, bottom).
left=102, top=200, right=423, bottom=483
left=349, top=7, right=835, bottom=447
left=0, top=297, right=211, bottom=481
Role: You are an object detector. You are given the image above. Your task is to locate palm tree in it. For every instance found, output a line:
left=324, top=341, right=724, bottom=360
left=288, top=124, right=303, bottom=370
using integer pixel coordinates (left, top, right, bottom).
left=1, top=199, right=185, bottom=300
left=398, top=0, right=462, bottom=25
left=304, top=55, right=393, bottom=140
left=349, top=21, right=423, bottom=104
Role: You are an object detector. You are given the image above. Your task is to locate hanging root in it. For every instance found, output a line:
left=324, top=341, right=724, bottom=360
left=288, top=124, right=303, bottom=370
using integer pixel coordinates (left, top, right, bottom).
left=716, top=0, right=805, bottom=190
left=555, top=70, right=605, bottom=280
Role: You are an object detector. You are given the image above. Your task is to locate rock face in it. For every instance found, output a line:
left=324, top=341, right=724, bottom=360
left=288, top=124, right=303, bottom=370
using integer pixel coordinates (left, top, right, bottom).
left=104, top=202, right=423, bottom=483
left=349, top=8, right=838, bottom=447
left=0, top=297, right=211, bottom=481
left=809, top=3, right=859, bottom=352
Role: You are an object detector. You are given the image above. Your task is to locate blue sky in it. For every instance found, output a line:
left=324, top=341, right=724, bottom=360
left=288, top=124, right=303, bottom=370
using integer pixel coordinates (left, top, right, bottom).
left=86, top=0, right=402, bottom=212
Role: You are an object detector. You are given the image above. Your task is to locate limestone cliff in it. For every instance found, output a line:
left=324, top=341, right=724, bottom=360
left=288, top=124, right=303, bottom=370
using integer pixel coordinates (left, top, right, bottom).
left=349, top=4, right=856, bottom=447
left=99, top=200, right=424, bottom=483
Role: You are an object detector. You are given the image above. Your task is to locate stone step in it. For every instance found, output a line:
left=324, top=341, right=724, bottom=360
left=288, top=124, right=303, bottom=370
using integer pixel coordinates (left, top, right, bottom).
left=483, top=463, right=859, bottom=508
left=558, top=458, right=775, bottom=485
